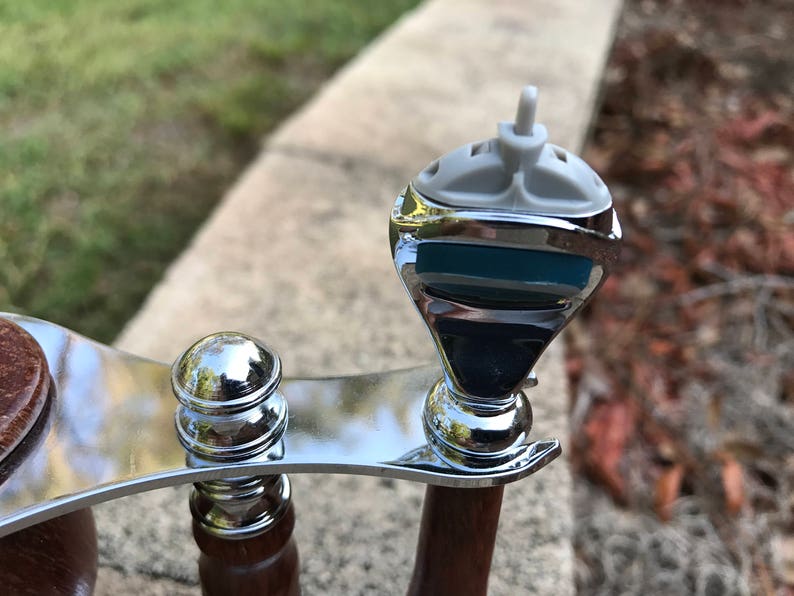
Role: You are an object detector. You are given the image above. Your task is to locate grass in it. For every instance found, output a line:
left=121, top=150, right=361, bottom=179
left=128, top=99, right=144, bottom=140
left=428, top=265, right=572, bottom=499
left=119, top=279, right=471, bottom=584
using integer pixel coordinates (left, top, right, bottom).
left=0, top=0, right=419, bottom=342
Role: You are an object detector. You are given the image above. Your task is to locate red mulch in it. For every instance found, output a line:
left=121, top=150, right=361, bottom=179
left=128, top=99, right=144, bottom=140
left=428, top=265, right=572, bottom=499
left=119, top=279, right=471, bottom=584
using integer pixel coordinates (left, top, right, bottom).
left=570, top=0, right=793, bottom=592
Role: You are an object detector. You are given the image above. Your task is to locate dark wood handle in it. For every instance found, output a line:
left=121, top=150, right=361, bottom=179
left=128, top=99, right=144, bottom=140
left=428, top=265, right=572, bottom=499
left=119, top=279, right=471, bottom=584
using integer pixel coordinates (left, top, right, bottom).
left=0, top=318, right=98, bottom=595
left=194, top=501, right=300, bottom=596
left=0, top=508, right=98, bottom=595
left=407, top=485, right=505, bottom=596
left=0, top=318, right=50, bottom=462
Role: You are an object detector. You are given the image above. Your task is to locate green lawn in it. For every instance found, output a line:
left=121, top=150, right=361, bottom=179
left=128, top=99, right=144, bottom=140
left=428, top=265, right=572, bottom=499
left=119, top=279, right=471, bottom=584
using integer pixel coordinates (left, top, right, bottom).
left=0, top=0, right=418, bottom=342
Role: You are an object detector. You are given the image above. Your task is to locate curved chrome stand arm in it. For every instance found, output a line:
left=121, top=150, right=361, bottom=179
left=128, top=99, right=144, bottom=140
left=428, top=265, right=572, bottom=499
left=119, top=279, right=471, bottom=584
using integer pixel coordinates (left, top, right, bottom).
left=0, top=314, right=560, bottom=538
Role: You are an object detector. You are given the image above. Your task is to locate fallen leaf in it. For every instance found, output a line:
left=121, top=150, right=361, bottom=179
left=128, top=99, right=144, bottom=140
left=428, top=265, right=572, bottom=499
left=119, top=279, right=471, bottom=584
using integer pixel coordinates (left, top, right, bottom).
left=655, top=463, right=685, bottom=521
left=649, top=339, right=676, bottom=357
left=721, top=111, right=782, bottom=143
left=582, top=400, right=635, bottom=504
left=721, top=455, right=745, bottom=516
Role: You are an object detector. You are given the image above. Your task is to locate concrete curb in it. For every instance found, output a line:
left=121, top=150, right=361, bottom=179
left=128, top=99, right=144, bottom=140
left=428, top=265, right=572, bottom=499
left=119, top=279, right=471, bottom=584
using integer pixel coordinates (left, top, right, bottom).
left=98, top=1, right=621, bottom=594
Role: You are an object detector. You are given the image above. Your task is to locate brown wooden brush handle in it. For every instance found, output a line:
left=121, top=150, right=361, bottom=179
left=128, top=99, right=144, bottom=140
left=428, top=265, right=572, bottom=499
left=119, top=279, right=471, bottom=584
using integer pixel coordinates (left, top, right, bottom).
left=0, top=318, right=50, bottom=463
left=0, top=508, right=98, bottom=595
left=407, top=485, right=504, bottom=596
left=0, top=318, right=98, bottom=595
left=194, top=501, right=300, bottom=596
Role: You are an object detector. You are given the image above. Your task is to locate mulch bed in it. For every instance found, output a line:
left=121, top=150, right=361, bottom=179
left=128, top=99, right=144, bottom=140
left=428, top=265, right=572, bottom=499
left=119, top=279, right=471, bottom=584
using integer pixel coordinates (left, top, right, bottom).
left=571, top=1, right=793, bottom=593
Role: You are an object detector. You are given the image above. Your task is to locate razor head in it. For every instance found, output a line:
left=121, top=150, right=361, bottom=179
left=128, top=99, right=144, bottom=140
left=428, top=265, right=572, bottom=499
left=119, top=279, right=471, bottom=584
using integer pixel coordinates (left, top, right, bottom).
left=390, top=86, right=621, bottom=401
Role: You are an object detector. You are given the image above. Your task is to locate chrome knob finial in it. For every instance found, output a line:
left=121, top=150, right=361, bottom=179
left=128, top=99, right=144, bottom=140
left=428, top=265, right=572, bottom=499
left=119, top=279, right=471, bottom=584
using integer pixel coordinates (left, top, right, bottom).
left=172, top=333, right=292, bottom=540
left=172, top=332, right=287, bottom=462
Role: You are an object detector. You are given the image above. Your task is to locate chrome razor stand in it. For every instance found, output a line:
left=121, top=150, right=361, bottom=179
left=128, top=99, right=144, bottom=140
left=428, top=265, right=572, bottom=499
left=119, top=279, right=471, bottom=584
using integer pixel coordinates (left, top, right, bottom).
left=0, top=86, right=620, bottom=596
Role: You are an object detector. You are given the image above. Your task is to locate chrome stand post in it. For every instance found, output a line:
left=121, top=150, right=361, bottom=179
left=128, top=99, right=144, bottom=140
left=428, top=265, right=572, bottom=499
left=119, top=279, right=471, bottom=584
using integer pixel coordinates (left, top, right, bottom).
left=172, top=331, right=291, bottom=539
left=171, top=332, right=299, bottom=595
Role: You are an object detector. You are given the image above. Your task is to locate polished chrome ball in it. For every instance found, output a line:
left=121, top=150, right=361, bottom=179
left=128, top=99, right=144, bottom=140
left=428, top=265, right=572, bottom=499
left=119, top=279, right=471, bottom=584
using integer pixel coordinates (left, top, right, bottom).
left=172, top=332, right=287, bottom=461
left=423, top=379, right=534, bottom=469
left=172, top=332, right=281, bottom=414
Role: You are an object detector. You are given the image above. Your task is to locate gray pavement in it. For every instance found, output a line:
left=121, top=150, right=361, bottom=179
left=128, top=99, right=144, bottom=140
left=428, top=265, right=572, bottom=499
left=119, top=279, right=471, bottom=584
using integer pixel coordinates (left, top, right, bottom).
left=95, top=0, right=622, bottom=594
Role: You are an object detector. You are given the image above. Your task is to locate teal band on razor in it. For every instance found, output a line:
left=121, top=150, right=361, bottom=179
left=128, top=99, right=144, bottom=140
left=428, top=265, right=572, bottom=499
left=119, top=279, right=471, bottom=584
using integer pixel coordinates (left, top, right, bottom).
left=415, top=242, right=593, bottom=289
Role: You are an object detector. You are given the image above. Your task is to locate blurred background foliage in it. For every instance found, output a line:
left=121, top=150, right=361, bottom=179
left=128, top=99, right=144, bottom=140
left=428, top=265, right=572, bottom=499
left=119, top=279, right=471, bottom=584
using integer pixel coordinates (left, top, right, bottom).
left=0, top=0, right=418, bottom=342
left=573, top=1, right=793, bottom=593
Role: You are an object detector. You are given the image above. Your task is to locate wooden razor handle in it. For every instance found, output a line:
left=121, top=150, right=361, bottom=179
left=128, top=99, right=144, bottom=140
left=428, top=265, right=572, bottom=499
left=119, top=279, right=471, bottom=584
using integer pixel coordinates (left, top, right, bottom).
left=408, top=485, right=505, bottom=596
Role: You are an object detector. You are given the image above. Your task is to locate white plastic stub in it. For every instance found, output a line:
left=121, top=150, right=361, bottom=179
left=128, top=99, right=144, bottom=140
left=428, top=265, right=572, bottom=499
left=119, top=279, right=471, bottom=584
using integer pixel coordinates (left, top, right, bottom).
left=411, top=85, right=612, bottom=218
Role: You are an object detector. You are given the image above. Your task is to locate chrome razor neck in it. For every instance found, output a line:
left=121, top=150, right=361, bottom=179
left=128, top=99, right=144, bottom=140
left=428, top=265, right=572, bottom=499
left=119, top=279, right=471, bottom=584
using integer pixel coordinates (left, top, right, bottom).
left=390, top=184, right=621, bottom=402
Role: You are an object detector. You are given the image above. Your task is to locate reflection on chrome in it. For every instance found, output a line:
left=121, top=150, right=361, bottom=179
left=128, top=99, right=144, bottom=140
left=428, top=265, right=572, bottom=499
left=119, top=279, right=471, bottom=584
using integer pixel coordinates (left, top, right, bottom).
left=390, top=184, right=621, bottom=402
left=390, top=184, right=620, bottom=471
left=0, top=314, right=559, bottom=538
left=173, top=332, right=288, bottom=462
left=174, top=332, right=293, bottom=538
